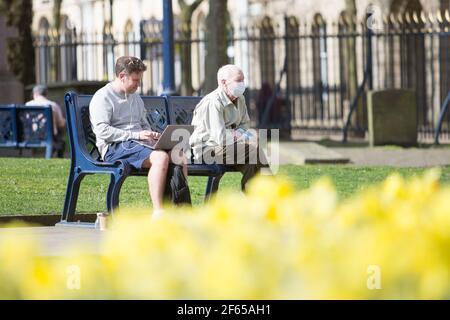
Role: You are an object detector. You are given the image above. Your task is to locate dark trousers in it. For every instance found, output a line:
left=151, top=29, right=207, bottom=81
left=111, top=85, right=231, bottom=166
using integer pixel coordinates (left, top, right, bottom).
left=53, top=132, right=66, bottom=158
left=203, top=142, right=270, bottom=191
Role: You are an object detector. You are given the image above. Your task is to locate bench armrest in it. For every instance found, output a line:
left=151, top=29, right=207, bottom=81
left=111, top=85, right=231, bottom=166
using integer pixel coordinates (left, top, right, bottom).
left=90, top=159, right=127, bottom=168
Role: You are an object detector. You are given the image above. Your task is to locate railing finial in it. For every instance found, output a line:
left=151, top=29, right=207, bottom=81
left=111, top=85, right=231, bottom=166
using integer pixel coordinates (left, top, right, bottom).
left=420, top=11, right=427, bottom=24
left=412, top=11, right=419, bottom=24
left=436, top=10, right=443, bottom=24
left=445, top=9, right=450, bottom=23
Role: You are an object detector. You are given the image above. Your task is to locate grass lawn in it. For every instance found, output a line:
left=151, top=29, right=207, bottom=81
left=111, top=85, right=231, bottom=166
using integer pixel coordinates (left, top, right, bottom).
left=1, top=157, right=450, bottom=216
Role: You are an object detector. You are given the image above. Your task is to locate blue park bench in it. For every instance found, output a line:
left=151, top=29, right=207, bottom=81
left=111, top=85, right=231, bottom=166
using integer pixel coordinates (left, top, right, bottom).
left=60, top=91, right=239, bottom=223
left=0, top=104, right=54, bottom=158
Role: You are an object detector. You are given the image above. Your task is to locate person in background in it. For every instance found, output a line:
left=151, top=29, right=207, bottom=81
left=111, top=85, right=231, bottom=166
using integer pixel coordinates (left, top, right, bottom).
left=26, top=84, right=66, bottom=157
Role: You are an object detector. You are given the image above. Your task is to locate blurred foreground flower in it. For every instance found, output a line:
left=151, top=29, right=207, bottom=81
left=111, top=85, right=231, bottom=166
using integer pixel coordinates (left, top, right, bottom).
left=0, top=169, right=449, bottom=299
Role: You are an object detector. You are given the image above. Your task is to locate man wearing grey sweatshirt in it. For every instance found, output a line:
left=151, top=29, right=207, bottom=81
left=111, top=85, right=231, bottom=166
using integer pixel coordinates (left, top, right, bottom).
left=90, top=56, right=180, bottom=218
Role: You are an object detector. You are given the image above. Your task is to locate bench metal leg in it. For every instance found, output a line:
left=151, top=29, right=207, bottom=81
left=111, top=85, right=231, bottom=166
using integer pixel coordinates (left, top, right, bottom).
left=45, top=144, right=53, bottom=159
left=106, top=174, right=115, bottom=213
left=106, top=169, right=128, bottom=214
left=61, top=168, right=75, bottom=221
left=204, top=174, right=223, bottom=201
left=61, top=169, right=86, bottom=222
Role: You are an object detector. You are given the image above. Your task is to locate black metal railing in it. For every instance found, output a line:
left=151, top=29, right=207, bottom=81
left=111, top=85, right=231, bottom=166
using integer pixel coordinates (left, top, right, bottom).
left=33, top=11, right=450, bottom=142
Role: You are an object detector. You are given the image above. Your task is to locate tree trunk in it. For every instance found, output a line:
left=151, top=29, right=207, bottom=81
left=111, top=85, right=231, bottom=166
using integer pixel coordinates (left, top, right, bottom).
left=0, top=0, right=35, bottom=87
left=52, top=0, right=62, bottom=82
left=344, top=0, right=362, bottom=134
left=204, top=0, right=228, bottom=94
left=178, top=0, right=204, bottom=95
left=345, top=0, right=357, bottom=100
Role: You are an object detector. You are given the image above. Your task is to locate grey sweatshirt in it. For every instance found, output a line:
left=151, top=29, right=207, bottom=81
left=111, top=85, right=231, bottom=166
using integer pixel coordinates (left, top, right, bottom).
left=89, top=83, right=151, bottom=159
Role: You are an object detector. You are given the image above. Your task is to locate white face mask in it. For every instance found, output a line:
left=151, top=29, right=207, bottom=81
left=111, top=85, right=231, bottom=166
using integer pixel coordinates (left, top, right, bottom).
left=229, top=81, right=246, bottom=98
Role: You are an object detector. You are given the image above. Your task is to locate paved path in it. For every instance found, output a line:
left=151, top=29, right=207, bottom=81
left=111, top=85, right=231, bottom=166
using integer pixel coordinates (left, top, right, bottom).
left=329, top=147, right=450, bottom=167
left=275, top=142, right=450, bottom=167
left=275, top=142, right=350, bottom=164
left=0, top=226, right=104, bottom=256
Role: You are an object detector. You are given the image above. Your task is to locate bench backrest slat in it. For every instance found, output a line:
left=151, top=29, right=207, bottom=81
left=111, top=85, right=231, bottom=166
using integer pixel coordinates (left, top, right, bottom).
left=0, top=104, right=54, bottom=148
left=68, top=94, right=100, bottom=161
left=142, top=96, right=169, bottom=133
left=16, top=105, right=53, bottom=147
left=0, top=105, right=18, bottom=147
left=166, top=96, right=202, bottom=125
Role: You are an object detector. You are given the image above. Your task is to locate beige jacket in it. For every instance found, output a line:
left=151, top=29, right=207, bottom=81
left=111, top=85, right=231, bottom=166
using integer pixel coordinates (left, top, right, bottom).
left=189, top=87, right=250, bottom=160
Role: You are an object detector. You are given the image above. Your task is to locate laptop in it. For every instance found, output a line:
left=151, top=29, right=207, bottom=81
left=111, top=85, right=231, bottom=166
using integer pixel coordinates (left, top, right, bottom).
left=134, top=125, right=194, bottom=150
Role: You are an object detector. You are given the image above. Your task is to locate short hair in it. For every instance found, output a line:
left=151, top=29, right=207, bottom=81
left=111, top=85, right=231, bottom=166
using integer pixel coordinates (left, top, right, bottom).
left=33, top=84, right=48, bottom=97
left=217, top=64, right=243, bottom=86
left=115, top=56, right=147, bottom=77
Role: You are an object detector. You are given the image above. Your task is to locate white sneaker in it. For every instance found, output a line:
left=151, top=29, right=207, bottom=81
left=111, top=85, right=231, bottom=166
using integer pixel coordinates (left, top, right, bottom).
left=151, top=209, right=165, bottom=220
left=260, top=167, right=273, bottom=176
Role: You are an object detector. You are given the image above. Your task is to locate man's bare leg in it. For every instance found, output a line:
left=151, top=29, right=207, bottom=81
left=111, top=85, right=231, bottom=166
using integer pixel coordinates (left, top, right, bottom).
left=142, top=150, right=170, bottom=211
left=169, top=150, right=188, bottom=177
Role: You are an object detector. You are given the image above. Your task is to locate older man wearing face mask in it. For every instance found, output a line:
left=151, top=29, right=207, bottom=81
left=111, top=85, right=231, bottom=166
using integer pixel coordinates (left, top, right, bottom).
left=189, top=64, right=269, bottom=191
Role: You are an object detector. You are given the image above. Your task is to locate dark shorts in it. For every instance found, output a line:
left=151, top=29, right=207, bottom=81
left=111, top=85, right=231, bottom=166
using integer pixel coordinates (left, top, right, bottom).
left=104, top=140, right=153, bottom=170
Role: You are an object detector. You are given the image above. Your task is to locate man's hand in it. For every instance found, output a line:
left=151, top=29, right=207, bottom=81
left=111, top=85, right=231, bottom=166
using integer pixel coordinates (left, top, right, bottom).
left=232, top=128, right=244, bottom=142
left=233, top=128, right=258, bottom=145
left=139, top=130, right=161, bottom=141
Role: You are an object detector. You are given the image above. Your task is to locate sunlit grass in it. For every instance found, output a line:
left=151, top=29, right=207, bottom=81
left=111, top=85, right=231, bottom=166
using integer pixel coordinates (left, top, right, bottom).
left=1, top=157, right=450, bottom=215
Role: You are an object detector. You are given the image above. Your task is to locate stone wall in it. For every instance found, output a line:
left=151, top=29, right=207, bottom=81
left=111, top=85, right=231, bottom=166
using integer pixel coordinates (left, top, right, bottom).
left=368, top=89, right=417, bottom=146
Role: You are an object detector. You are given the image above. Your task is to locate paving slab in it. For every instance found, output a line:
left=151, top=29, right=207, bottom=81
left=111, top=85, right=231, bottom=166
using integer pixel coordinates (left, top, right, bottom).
left=273, top=142, right=350, bottom=165
left=273, top=142, right=450, bottom=167
left=0, top=226, right=104, bottom=256
left=330, top=147, right=450, bottom=167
